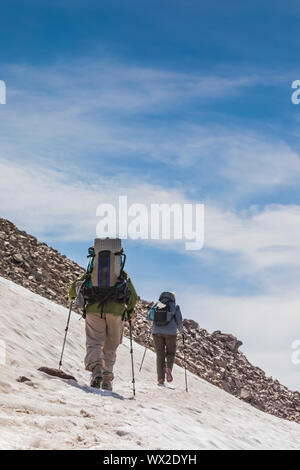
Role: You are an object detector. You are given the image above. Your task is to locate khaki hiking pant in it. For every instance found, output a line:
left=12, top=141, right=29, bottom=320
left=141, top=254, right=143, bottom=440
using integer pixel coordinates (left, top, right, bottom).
left=85, top=313, right=124, bottom=382
left=153, top=334, right=177, bottom=382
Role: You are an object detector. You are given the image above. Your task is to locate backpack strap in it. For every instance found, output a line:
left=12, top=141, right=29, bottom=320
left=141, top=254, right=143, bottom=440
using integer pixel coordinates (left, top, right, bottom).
left=115, top=249, right=126, bottom=277
left=122, top=308, right=127, bottom=322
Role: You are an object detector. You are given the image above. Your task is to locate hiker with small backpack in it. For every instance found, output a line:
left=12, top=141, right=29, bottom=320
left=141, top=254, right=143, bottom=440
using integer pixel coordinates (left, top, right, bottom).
left=147, top=292, right=183, bottom=386
left=68, top=239, right=137, bottom=391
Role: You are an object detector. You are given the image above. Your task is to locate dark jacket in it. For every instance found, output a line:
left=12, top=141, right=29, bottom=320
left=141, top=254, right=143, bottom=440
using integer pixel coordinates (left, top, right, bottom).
left=147, top=292, right=183, bottom=335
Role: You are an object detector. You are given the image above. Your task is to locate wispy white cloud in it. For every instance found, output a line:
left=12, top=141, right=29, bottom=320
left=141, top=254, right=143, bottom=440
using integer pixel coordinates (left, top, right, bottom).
left=3, top=61, right=258, bottom=113
left=205, top=204, right=300, bottom=272
left=2, top=156, right=300, bottom=277
left=0, top=61, right=259, bottom=160
left=1, top=61, right=299, bottom=203
left=1, top=60, right=299, bottom=205
left=151, top=125, right=300, bottom=193
left=0, top=158, right=190, bottom=242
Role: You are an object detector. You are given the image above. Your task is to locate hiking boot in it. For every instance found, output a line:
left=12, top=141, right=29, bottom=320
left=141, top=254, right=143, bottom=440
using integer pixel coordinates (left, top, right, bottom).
left=90, top=376, right=102, bottom=389
left=157, top=379, right=165, bottom=386
left=166, top=367, right=173, bottom=383
left=102, top=379, right=113, bottom=391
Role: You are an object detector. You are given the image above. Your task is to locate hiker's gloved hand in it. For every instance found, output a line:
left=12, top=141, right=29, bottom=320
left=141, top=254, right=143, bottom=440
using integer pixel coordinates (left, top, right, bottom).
left=128, top=316, right=135, bottom=326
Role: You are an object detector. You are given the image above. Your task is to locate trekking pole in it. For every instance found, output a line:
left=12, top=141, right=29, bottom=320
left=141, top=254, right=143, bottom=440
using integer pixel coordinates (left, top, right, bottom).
left=139, top=346, right=147, bottom=373
left=59, top=301, right=73, bottom=370
left=182, top=333, right=188, bottom=392
left=139, top=330, right=151, bottom=373
left=128, top=316, right=136, bottom=397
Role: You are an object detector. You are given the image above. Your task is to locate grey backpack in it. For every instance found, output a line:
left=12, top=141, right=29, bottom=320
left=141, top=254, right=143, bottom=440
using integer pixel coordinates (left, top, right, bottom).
left=149, top=292, right=176, bottom=326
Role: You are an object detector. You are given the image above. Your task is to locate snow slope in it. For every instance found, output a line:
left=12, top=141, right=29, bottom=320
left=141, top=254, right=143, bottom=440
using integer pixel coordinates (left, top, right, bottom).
left=0, top=277, right=300, bottom=450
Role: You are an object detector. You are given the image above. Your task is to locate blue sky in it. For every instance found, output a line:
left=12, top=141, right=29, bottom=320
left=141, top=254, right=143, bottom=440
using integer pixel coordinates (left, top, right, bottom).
left=1, top=0, right=300, bottom=389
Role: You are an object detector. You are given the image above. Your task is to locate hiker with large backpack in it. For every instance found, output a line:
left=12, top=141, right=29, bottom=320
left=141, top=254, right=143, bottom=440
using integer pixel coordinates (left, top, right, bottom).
left=147, top=292, right=183, bottom=386
left=68, top=238, right=137, bottom=391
